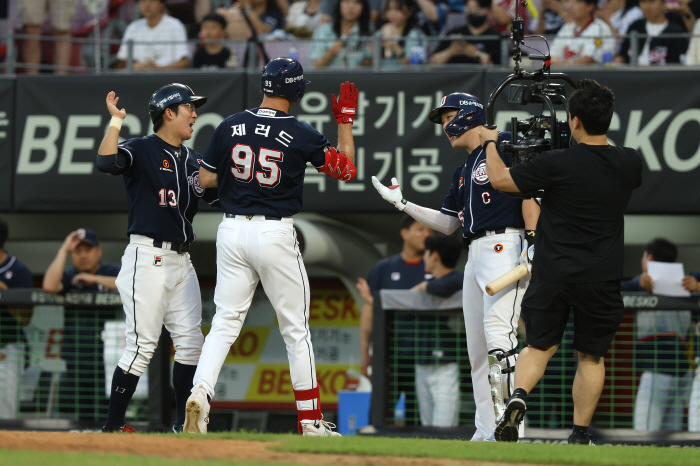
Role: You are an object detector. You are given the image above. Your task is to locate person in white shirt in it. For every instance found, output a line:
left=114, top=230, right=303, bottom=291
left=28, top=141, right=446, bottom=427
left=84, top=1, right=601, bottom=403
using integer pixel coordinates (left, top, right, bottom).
left=116, top=0, right=190, bottom=70
left=685, top=16, right=700, bottom=65
left=550, top=0, right=616, bottom=64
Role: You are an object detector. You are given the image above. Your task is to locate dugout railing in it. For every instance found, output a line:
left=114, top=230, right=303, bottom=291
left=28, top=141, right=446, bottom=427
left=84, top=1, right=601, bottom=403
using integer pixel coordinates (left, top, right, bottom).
left=0, top=289, right=172, bottom=432
left=371, top=289, right=700, bottom=446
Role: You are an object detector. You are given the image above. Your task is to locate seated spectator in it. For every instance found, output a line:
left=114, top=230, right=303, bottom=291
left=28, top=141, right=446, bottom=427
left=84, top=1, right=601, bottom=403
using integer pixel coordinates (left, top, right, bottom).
left=310, top=0, right=374, bottom=68
left=19, top=0, right=78, bottom=74
left=490, top=0, right=539, bottom=33
left=319, top=0, right=383, bottom=24
left=615, top=0, right=689, bottom=64
left=537, top=0, right=568, bottom=36
left=286, top=0, right=324, bottom=37
left=414, top=0, right=451, bottom=36
left=43, top=229, right=120, bottom=421
left=620, top=238, right=698, bottom=431
left=596, top=0, right=644, bottom=36
left=376, top=0, right=428, bottom=66
left=193, top=12, right=237, bottom=68
left=116, top=0, right=189, bottom=70
left=687, top=17, right=700, bottom=64
left=549, top=0, right=616, bottom=65
left=411, top=234, right=464, bottom=427
left=665, top=0, right=699, bottom=32
left=0, top=218, right=33, bottom=419
left=429, top=0, right=502, bottom=64
left=217, top=0, right=286, bottom=41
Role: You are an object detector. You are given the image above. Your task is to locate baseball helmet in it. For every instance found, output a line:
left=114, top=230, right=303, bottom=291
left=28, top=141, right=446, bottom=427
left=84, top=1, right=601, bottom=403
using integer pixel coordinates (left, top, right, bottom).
left=428, top=93, right=486, bottom=137
left=260, top=57, right=310, bottom=103
left=148, top=83, right=207, bottom=123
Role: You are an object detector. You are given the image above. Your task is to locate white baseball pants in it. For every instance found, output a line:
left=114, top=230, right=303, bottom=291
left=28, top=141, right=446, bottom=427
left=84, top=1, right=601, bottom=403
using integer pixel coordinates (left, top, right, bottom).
left=416, top=362, right=460, bottom=427
left=462, top=229, right=526, bottom=441
left=634, top=370, right=692, bottom=431
left=116, top=235, right=204, bottom=376
left=192, top=215, right=319, bottom=413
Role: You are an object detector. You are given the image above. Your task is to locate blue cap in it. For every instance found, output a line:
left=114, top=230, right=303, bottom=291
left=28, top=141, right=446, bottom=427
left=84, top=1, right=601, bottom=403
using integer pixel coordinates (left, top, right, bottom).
left=76, top=228, right=99, bottom=246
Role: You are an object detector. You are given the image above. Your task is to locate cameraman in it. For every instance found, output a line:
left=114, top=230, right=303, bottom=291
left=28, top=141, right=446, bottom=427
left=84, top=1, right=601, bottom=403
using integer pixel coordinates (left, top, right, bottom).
left=480, top=79, right=643, bottom=444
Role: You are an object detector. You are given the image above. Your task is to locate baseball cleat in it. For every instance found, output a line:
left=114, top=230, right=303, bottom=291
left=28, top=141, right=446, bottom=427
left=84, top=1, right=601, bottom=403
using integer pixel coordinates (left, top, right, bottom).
left=102, top=424, right=137, bottom=433
left=172, top=423, right=184, bottom=433
left=568, top=431, right=596, bottom=445
left=494, top=396, right=526, bottom=442
left=301, top=416, right=341, bottom=437
left=184, top=385, right=210, bottom=434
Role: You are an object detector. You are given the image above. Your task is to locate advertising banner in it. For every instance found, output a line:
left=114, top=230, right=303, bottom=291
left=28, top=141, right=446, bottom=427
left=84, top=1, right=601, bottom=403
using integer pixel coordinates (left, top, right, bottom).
left=0, top=78, right=14, bottom=210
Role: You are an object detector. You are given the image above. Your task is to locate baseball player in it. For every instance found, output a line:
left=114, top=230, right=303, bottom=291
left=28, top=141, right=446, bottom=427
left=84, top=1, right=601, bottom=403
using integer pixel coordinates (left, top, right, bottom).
left=372, top=93, right=539, bottom=441
left=96, top=83, right=219, bottom=433
left=184, top=57, right=358, bottom=436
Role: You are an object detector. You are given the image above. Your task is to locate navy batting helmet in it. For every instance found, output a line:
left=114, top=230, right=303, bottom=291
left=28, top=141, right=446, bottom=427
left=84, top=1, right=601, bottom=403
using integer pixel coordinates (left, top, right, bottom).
left=428, top=93, right=485, bottom=137
left=260, top=57, right=310, bottom=103
left=148, top=83, right=207, bottom=123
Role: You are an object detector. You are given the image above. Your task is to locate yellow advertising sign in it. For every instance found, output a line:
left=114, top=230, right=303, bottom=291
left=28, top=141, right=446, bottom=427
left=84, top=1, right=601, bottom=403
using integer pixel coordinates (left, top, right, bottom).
left=245, top=364, right=350, bottom=403
left=201, top=326, right=271, bottom=363
left=307, top=289, right=360, bottom=327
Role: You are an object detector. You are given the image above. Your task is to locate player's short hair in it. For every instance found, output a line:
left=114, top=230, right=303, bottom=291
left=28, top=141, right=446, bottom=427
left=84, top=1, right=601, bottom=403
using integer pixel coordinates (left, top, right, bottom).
left=568, top=78, right=614, bottom=136
left=399, top=214, right=419, bottom=232
left=0, top=217, right=7, bottom=250
left=153, top=104, right=180, bottom=132
left=201, top=12, right=227, bottom=29
left=645, top=238, right=677, bottom=263
left=424, top=234, right=462, bottom=269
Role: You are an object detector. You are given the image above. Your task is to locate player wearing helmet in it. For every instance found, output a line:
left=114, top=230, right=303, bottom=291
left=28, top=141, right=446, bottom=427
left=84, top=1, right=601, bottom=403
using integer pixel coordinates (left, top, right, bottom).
left=184, top=57, right=358, bottom=436
left=372, top=92, right=539, bottom=441
left=95, top=83, right=219, bottom=433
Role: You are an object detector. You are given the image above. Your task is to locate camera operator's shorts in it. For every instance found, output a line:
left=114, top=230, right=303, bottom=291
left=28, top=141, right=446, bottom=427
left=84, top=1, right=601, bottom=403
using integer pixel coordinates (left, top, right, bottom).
left=521, top=276, right=624, bottom=358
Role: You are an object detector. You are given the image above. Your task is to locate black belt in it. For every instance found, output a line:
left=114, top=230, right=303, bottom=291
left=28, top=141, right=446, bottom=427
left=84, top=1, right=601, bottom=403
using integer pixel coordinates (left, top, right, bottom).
left=465, top=228, right=507, bottom=244
left=225, top=213, right=282, bottom=221
left=153, top=239, right=190, bottom=254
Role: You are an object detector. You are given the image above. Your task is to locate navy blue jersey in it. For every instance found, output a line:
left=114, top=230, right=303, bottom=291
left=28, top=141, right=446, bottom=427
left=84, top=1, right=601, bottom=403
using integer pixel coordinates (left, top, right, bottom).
left=366, top=254, right=428, bottom=292
left=62, top=262, right=121, bottom=292
left=98, top=134, right=219, bottom=243
left=425, top=270, right=464, bottom=297
left=201, top=107, right=329, bottom=217
left=440, top=132, right=524, bottom=240
left=0, top=254, right=33, bottom=288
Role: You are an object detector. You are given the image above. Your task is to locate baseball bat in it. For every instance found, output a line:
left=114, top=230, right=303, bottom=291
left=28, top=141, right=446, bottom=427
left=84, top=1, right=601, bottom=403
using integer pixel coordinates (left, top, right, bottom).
left=485, top=264, right=529, bottom=296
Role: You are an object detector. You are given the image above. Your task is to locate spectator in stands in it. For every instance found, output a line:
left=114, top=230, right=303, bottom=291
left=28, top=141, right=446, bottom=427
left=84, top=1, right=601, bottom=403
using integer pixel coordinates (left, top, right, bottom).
left=217, top=0, right=286, bottom=40
left=688, top=18, right=700, bottom=64
left=311, top=0, right=374, bottom=68
left=193, top=12, right=237, bottom=68
left=596, top=0, right=644, bottom=36
left=429, top=0, right=502, bottom=64
left=376, top=0, right=428, bottom=66
left=537, top=0, right=568, bottom=35
left=319, top=0, right=383, bottom=24
left=286, top=0, right=325, bottom=37
left=43, top=229, right=120, bottom=421
left=614, top=0, right=689, bottom=65
left=357, top=215, right=432, bottom=424
left=413, top=0, right=451, bottom=36
left=410, top=234, right=464, bottom=427
left=665, top=0, right=699, bottom=32
left=19, top=0, right=77, bottom=74
left=115, top=0, right=189, bottom=70
left=620, top=238, right=700, bottom=431
left=549, top=0, right=616, bottom=65
left=489, top=0, right=539, bottom=33
left=0, top=218, right=33, bottom=419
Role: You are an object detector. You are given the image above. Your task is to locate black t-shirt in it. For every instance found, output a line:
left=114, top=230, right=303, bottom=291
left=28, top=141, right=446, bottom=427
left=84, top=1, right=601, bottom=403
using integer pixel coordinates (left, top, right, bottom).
left=193, top=46, right=233, bottom=69
left=618, top=19, right=688, bottom=65
left=432, top=25, right=502, bottom=65
left=510, top=144, right=643, bottom=283
left=62, top=263, right=121, bottom=292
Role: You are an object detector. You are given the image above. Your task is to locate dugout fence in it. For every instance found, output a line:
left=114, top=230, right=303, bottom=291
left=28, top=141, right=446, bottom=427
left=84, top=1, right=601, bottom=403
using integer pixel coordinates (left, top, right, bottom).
left=371, top=289, right=700, bottom=446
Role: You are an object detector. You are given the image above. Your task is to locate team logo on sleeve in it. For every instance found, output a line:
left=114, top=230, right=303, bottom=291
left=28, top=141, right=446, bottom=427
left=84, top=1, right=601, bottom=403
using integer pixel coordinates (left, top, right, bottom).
left=472, top=161, right=489, bottom=185
left=4, top=271, right=13, bottom=280
left=188, top=173, right=205, bottom=196
left=154, top=256, right=163, bottom=266
left=391, top=272, right=401, bottom=281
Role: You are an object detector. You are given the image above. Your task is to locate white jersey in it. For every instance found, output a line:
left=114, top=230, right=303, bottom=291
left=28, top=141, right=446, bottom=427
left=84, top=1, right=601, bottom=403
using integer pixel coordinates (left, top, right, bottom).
left=550, top=18, right=615, bottom=63
left=117, top=15, right=189, bottom=66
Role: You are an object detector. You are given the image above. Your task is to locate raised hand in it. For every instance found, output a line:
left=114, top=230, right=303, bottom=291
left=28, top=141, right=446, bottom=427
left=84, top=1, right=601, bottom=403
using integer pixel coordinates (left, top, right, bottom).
left=106, top=91, right=127, bottom=119
left=331, top=81, right=358, bottom=125
left=371, top=176, right=406, bottom=211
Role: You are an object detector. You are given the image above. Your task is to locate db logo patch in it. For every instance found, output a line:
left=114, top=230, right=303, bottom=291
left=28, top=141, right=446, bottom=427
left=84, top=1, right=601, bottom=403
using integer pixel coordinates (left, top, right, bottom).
left=494, top=244, right=504, bottom=253
left=472, top=161, right=489, bottom=185
left=391, top=272, right=401, bottom=281
left=154, top=256, right=163, bottom=266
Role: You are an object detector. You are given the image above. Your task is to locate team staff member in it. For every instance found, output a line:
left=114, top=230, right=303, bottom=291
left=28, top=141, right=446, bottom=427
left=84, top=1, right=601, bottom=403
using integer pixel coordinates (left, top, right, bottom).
left=484, top=79, right=643, bottom=444
left=96, top=83, right=218, bottom=433
left=43, top=228, right=120, bottom=421
left=357, top=216, right=432, bottom=425
left=372, top=93, right=539, bottom=441
left=186, top=58, right=358, bottom=437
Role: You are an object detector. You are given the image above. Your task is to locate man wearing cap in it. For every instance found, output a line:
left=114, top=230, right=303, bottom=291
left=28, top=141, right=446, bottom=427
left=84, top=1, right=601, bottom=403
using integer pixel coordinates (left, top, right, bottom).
left=43, top=228, right=120, bottom=422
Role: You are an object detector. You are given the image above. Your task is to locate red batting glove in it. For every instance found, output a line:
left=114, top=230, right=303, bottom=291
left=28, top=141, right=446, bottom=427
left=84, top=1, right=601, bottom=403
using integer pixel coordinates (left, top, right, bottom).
left=331, top=81, right=358, bottom=125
